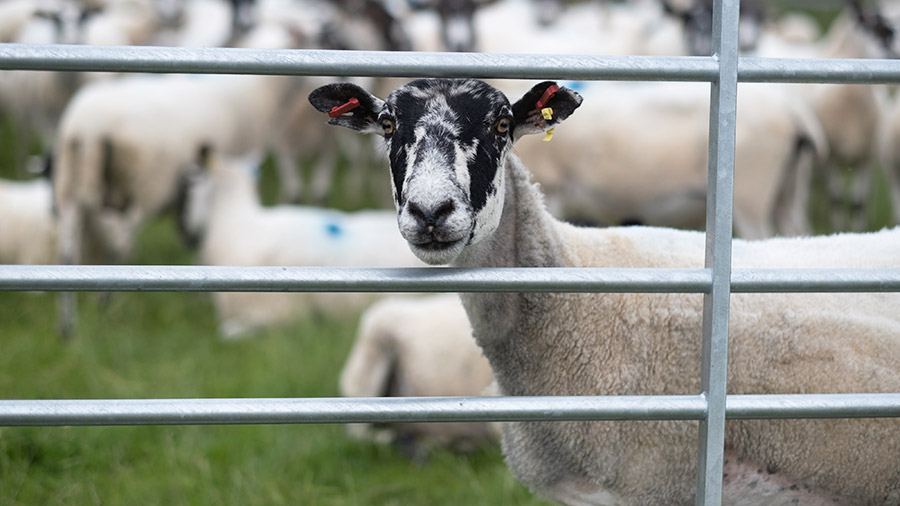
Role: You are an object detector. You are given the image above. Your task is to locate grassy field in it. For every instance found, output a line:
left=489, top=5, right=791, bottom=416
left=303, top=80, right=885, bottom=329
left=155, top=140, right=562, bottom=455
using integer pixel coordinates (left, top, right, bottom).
left=0, top=212, right=550, bottom=506
left=0, top=126, right=551, bottom=506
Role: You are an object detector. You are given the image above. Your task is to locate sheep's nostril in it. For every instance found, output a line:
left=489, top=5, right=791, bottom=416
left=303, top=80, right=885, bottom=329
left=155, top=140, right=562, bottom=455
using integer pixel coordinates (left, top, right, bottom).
left=408, top=200, right=455, bottom=229
left=408, top=201, right=427, bottom=223
left=433, top=201, right=455, bottom=225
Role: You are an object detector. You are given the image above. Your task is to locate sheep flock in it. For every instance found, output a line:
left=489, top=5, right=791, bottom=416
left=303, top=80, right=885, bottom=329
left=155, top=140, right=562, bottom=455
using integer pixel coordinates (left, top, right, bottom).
left=2, top=0, right=900, bottom=504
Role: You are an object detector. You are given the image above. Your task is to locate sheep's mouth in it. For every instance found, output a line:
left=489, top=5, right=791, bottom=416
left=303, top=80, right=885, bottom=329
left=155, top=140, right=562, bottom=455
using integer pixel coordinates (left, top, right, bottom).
left=414, top=238, right=462, bottom=252
left=406, top=236, right=467, bottom=265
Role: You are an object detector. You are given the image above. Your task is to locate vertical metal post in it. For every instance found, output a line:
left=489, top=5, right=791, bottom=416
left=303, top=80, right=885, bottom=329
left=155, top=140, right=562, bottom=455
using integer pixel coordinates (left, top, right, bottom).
left=697, top=0, right=739, bottom=504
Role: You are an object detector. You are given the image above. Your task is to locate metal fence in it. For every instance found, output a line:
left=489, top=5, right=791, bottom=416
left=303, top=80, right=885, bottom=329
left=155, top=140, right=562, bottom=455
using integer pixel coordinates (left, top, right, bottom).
left=2, top=0, right=900, bottom=504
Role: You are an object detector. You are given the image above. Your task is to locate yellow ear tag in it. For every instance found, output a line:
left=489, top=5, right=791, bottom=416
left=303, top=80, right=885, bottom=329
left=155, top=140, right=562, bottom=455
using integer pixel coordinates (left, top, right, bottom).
left=541, top=107, right=554, bottom=120
left=543, top=128, right=555, bottom=142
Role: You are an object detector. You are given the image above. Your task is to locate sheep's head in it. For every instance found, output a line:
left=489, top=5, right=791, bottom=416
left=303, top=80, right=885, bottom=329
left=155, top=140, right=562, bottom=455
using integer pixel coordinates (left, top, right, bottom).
left=309, top=78, right=581, bottom=264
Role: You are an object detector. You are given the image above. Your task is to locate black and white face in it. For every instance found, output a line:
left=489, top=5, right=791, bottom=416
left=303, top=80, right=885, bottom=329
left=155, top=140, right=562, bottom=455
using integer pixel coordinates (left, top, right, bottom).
left=379, top=79, right=513, bottom=264
left=309, top=78, right=582, bottom=265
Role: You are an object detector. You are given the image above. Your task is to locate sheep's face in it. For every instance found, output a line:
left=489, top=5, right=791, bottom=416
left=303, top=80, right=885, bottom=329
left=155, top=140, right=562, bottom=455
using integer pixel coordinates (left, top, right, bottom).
left=378, top=79, right=514, bottom=265
left=309, top=78, right=581, bottom=265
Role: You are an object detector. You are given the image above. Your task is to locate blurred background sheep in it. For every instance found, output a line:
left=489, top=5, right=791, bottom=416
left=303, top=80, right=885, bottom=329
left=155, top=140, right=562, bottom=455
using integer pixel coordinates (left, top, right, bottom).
left=1, top=0, right=899, bottom=469
left=339, top=294, right=498, bottom=462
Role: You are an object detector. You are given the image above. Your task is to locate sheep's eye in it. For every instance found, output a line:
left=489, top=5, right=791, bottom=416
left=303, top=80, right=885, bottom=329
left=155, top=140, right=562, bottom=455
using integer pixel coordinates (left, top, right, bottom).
left=495, top=117, right=511, bottom=134
left=381, top=119, right=395, bottom=135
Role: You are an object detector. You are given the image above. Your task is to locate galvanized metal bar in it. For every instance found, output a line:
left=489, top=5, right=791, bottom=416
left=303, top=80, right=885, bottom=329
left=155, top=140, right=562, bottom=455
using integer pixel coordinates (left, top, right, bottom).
left=739, top=57, right=900, bottom=84
left=6, top=44, right=900, bottom=85
left=731, top=269, right=900, bottom=292
left=0, top=265, right=712, bottom=293
left=4, top=265, right=900, bottom=293
left=697, top=0, right=739, bottom=503
left=727, top=394, right=900, bottom=419
left=0, top=396, right=708, bottom=426
left=4, top=394, right=900, bottom=427
left=0, top=44, right=718, bottom=82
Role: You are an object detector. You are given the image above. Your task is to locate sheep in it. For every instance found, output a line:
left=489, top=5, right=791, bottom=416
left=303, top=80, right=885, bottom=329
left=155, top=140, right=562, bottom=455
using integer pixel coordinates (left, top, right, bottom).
left=0, top=0, right=160, bottom=173
left=51, top=20, right=311, bottom=337
left=340, top=294, right=498, bottom=460
left=659, top=0, right=767, bottom=56
left=80, top=0, right=159, bottom=48
left=750, top=3, right=895, bottom=232
left=0, top=0, right=87, bottom=169
left=511, top=80, right=824, bottom=238
left=469, top=0, right=689, bottom=57
left=0, top=0, right=40, bottom=42
left=463, top=0, right=824, bottom=237
left=0, top=174, right=57, bottom=265
left=152, top=0, right=233, bottom=47
left=652, top=1, right=895, bottom=232
left=310, top=78, right=900, bottom=506
left=178, top=148, right=425, bottom=338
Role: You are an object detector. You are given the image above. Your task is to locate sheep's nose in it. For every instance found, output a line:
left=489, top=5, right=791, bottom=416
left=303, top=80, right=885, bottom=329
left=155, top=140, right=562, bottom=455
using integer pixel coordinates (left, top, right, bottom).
left=408, top=199, right=456, bottom=231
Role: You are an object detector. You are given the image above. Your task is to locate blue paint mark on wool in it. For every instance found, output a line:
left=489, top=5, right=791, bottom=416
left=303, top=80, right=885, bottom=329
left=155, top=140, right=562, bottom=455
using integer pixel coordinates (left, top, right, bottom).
left=325, top=222, right=343, bottom=237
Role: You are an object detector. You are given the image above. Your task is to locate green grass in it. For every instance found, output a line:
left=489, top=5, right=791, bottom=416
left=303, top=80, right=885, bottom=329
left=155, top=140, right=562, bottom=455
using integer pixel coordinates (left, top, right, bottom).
left=0, top=216, right=547, bottom=506
left=0, top=121, right=549, bottom=506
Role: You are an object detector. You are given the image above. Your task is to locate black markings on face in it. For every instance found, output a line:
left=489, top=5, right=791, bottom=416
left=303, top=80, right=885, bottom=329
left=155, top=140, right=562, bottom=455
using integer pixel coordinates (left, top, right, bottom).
left=382, top=79, right=513, bottom=214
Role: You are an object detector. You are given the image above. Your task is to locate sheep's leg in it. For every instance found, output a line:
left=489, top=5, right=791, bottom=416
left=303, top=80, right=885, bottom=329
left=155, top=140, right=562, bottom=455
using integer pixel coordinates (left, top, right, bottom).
left=886, top=158, right=900, bottom=226
left=273, top=145, right=302, bottom=204
left=339, top=133, right=372, bottom=207
left=90, top=208, right=141, bottom=311
left=308, top=131, right=340, bottom=205
left=720, top=450, right=854, bottom=506
left=772, top=135, right=814, bottom=237
left=847, top=162, right=873, bottom=232
left=826, top=161, right=871, bottom=232
left=56, top=202, right=82, bottom=339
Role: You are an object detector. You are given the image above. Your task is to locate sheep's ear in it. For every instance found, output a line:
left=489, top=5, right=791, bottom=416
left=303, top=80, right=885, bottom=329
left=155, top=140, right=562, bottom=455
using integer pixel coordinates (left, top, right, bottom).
left=511, top=81, right=583, bottom=141
left=308, top=83, right=386, bottom=135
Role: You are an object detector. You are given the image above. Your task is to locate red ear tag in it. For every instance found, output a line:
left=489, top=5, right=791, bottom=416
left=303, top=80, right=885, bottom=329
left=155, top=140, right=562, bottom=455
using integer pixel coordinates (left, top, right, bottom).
left=535, top=84, right=560, bottom=110
left=328, top=97, right=360, bottom=118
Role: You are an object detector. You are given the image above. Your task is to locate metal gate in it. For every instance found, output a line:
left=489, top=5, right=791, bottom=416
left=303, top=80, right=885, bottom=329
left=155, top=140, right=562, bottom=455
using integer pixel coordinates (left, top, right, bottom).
left=2, top=1, right=900, bottom=504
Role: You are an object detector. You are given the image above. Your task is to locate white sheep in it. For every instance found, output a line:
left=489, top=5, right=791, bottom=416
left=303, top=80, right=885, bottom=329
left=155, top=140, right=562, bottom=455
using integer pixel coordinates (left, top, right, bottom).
left=179, top=149, right=425, bottom=338
left=0, top=0, right=40, bottom=42
left=310, top=78, right=900, bottom=505
left=751, top=5, right=894, bottom=232
left=466, top=1, right=825, bottom=238
left=51, top=20, right=310, bottom=337
left=0, top=175, right=57, bottom=265
left=0, top=0, right=85, bottom=167
left=53, top=20, right=307, bottom=261
left=80, top=0, right=159, bottom=47
left=0, top=0, right=161, bottom=173
left=152, top=0, right=233, bottom=47
left=469, top=0, right=690, bottom=57
left=511, top=81, right=824, bottom=238
left=340, top=294, right=498, bottom=459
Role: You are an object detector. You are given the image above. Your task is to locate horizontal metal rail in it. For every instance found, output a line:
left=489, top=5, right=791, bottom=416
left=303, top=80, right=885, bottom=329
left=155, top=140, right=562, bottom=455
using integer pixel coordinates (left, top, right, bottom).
left=2, top=394, right=898, bottom=427
left=3, top=44, right=900, bottom=84
left=2, top=265, right=900, bottom=293
left=0, top=396, right=707, bottom=426
left=0, top=44, right=719, bottom=81
left=740, top=56, right=900, bottom=84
